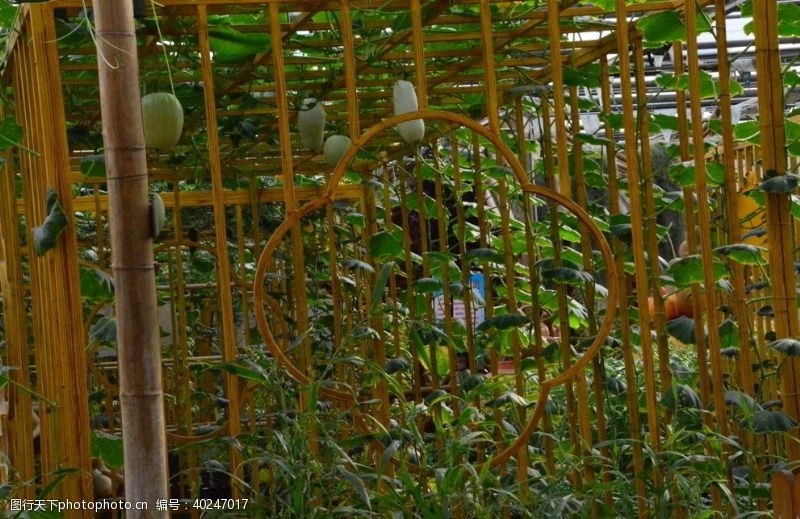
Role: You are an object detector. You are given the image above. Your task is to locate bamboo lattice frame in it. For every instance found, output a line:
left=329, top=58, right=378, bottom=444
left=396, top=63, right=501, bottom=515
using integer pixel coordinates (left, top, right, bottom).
left=0, top=0, right=797, bottom=516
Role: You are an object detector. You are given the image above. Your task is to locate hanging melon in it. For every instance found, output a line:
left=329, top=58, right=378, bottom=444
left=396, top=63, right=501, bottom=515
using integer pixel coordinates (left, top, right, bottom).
left=141, top=92, right=183, bottom=150
left=393, top=80, right=425, bottom=144
left=298, top=98, right=326, bottom=152
left=323, top=135, right=352, bottom=166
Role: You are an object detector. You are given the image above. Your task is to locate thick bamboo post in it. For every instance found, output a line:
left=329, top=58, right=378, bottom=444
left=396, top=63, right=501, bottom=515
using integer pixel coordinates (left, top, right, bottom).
left=92, top=1, right=169, bottom=515
left=14, top=5, right=93, bottom=507
left=752, top=0, right=800, bottom=459
left=0, top=125, right=34, bottom=499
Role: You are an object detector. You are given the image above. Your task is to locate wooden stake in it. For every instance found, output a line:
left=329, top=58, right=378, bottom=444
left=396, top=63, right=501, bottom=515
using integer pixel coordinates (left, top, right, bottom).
left=92, top=2, right=169, bottom=515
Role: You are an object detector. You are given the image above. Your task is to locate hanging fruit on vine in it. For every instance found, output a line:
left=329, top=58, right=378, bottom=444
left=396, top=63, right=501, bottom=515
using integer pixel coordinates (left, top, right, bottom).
left=323, top=135, right=352, bottom=166
left=141, top=92, right=183, bottom=150
left=393, top=80, right=425, bottom=144
left=298, top=97, right=326, bottom=152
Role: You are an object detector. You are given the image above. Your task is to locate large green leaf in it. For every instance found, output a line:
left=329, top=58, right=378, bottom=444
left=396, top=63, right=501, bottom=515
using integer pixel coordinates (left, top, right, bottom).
left=80, top=267, right=115, bottom=300
left=638, top=11, right=687, bottom=43
left=209, top=25, right=269, bottom=63
left=666, top=255, right=729, bottom=286
left=369, top=231, right=403, bottom=260
left=476, top=313, right=530, bottom=332
left=80, top=154, right=106, bottom=178
left=777, top=3, right=800, bottom=36
left=413, top=277, right=443, bottom=293
left=724, top=390, right=762, bottom=412
left=714, top=243, right=767, bottom=265
left=733, top=120, right=760, bottom=144
left=666, top=315, right=696, bottom=344
left=91, top=431, right=124, bottom=469
left=743, top=410, right=799, bottom=433
left=760, top=174, right=800, bottom=194
left=770, top=338, right=800, bottom=356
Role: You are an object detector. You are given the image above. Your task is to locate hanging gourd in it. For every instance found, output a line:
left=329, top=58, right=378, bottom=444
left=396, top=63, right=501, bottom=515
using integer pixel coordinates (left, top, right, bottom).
left=323, top=135, right=352, bottom=166
left=298, top=98, right=326, bottom=152
left=141, top=92, right=183, bottom=150
left=393, top=80, right=425, bottom=145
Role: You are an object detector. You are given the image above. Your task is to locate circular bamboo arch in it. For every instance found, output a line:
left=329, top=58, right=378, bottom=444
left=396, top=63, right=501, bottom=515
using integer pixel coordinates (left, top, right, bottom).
left=253, top=110, right=620, bottom=469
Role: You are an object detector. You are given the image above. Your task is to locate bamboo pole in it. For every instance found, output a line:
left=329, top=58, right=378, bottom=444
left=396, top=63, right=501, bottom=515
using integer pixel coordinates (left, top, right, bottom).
left=601, top=55, right=647, bottom=518
left=92, top=1, right=169, bottom=514
left=613, top=1, right=663, bottom=499
left=753, top=0, right=800, bottom=459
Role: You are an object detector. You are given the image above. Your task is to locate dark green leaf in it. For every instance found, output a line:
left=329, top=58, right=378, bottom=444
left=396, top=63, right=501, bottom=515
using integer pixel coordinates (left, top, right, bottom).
left=760, top=174, right=800, bottom=193
left=89, top=316, right=117, bottom=345
left=340, top=259, right=374, bottom=273
left=464, top=247, right=504, bottom=263
left=744, top=410, right=799, bottom=433
left=714, top=243, right=767, bottom=265
left=661, top=384, right=702, bottom=410
left=476, top=313, right=530, bottom=332
left=666, top=315, right=696, bottom=344
left=719, top=318, right=738, bottom=349
left=724, top=390, right=762, bottom=412
left=91, top=430, right=124, bottom=468
left=33, top=188, right=68, bottom=256
left=540, top=267, right=593, bottom=285
left=80, top=154, right=106, bottom=177
left=413, top=277, right=443, bottom=293
left=384, top=357, right=411, bottom=374
left=486, top=390, right=529, bottom=409
left=770, top=338, right=800, bottom=356
left=80, top=267, right=115, bottom=300
left=369, top=231, right=403, bottom=260
left=338, top=466, right=371, bottom=510
left=603, top=376, right=626, bottom=395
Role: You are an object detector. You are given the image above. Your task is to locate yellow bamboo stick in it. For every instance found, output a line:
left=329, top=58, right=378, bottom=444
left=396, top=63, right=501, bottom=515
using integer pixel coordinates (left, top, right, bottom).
left=196, top=3, right=244, bottom=492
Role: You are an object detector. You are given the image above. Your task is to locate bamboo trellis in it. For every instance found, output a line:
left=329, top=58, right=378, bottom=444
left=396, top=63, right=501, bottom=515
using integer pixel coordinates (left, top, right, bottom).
left=0, top=0, right=798, bottom=516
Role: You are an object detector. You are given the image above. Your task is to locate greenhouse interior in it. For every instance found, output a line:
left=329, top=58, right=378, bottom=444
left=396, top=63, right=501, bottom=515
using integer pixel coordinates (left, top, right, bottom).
left=0, top=0, right=800, bottom=516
